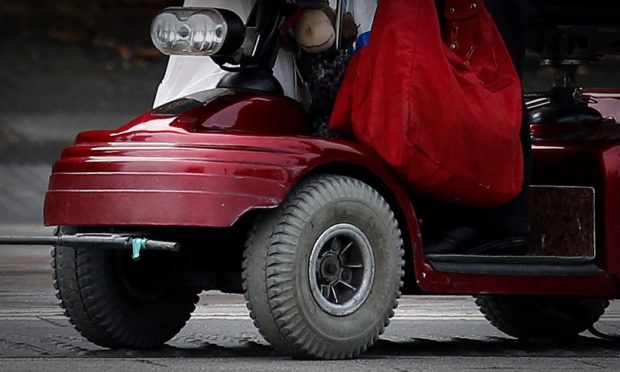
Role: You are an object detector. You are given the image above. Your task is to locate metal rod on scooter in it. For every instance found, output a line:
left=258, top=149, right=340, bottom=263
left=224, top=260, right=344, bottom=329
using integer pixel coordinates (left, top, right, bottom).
left=334, top=0, right=344, bottom=50
left=0, top=235, right=180, bottom=253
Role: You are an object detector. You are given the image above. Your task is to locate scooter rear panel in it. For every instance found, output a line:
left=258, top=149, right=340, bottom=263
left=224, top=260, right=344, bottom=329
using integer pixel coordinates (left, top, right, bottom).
left=530, top=121, right=620, bottom=282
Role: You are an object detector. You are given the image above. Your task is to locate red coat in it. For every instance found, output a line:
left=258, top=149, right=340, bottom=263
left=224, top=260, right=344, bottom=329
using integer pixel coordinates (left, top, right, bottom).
left=331, top=0, right=523, bottom=208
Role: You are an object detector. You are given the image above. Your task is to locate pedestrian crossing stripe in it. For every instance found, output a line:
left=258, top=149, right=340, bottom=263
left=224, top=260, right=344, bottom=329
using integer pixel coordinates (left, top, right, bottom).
left=0, top=309, right=619, bottom=321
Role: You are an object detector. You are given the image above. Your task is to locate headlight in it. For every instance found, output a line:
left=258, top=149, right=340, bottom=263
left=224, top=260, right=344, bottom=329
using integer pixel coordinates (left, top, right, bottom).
left=151, top=8, right=245, bottom=56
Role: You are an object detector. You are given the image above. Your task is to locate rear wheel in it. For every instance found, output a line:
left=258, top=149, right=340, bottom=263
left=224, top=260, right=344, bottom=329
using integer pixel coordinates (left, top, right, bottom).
left=52, top=229, right=200, bottom=349
left=475, top=295, right=609, bottom=340
left=243, top=175, right=405, bottom=359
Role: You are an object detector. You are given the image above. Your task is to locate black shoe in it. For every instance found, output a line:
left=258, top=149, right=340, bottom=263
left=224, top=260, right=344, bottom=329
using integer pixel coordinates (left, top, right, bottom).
left=423, top=225, right=527, bottom=255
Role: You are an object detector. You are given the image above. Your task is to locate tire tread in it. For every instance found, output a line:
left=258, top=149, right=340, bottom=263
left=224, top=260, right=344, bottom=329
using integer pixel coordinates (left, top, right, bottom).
left=243, top=175, right=405, bottom=359
left=53, top=230, right=199, bottom=349
left=475, top=295, right=610, bottom=339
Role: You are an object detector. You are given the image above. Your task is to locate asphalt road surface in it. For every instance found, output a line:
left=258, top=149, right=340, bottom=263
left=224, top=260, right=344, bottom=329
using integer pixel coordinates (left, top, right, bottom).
left=0, top=225, right=619, bottom=371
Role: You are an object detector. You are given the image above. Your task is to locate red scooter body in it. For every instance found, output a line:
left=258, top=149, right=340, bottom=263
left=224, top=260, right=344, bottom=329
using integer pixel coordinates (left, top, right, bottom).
left=44, top=89, right=415, bottom=229
left=43, top=88, right=620, bottom=298
left=31, top=0, right=620, bottom=359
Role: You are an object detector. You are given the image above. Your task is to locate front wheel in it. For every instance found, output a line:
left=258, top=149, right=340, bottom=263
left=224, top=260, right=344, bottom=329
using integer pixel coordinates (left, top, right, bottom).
left=52, top=232, right=200, bottom=349
left=243, top=175, right=405, bottom=359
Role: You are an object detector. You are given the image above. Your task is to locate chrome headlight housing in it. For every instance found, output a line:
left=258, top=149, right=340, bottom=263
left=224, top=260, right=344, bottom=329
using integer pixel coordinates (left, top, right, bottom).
left=151, top=8, right=245, bottom=57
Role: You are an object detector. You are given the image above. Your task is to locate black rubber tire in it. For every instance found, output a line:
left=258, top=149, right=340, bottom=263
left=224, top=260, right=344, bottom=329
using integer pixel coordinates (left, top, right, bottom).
left=475, top=295, right=610, bottom=340
left=243, top=175, right=405, bottom=359
left=52, top=233, right=200, bottom=350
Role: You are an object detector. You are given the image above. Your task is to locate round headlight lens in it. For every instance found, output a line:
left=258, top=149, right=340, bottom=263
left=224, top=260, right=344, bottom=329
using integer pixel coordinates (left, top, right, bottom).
left=151, top=8, right=229, bottom=56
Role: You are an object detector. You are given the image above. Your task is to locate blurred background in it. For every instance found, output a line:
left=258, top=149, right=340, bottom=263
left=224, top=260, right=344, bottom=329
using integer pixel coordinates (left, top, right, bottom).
left=0, top=0, right=180, bottom=224
left=1, top=0, right=620, bottom=225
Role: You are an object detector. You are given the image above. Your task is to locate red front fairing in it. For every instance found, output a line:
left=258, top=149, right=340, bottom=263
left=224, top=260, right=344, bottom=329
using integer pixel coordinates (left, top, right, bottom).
left=44, top=89, right=417, bottom=231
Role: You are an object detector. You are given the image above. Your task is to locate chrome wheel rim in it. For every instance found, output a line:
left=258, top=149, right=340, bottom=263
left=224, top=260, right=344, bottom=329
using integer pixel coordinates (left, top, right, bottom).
left=309, top=223, right=375, bottom=316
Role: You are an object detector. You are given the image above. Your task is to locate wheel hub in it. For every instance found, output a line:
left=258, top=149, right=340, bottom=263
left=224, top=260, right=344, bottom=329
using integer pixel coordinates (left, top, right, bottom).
left=319, top=254, right=341, bottom=283
left=309, top=223, right=375, bottom=316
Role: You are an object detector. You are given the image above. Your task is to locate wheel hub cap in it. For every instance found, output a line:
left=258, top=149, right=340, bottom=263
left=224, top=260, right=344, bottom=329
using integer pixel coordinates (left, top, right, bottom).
left=309, top=223, right=375, bottom=316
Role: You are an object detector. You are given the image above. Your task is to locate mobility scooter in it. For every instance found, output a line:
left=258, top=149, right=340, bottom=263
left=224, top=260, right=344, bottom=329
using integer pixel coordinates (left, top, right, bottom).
left=3, top=0, right=620, bottom=360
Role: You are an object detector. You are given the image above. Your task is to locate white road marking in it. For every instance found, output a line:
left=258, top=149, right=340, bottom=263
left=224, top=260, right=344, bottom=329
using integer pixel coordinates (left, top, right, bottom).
left=1, top=306, right=619, bottom=321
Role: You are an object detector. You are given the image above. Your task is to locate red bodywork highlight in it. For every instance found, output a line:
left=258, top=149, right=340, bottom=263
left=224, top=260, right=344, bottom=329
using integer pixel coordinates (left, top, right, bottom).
left=44, top=90, right=418, bottom=232
left=45, top=131, right=411, bottom=228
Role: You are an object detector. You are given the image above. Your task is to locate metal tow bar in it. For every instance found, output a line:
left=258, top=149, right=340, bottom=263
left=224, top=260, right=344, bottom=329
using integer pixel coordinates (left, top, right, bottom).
left=0, top=234, right=180, bottom=261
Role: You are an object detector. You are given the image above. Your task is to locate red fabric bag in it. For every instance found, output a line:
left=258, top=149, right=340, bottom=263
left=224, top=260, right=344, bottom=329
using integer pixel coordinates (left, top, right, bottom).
left=330, top=0, right=523, bottom=208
